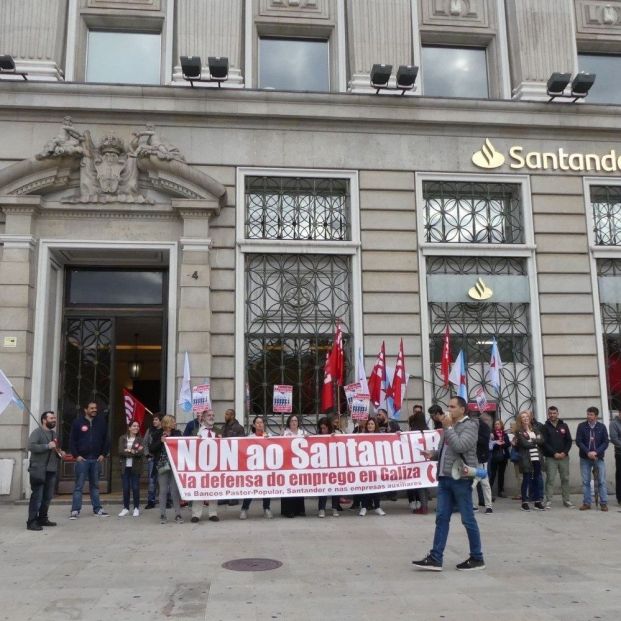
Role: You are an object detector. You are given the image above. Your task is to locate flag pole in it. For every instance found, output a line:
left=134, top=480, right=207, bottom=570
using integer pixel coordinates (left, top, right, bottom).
left=9, top=383, right=44, bottom=429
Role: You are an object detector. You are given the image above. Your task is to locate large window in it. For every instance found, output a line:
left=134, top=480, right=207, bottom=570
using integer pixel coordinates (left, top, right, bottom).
left=242, top=174, right=353, bottom=427
left=423, top=181, right=523, bottom=244
left=86, top=31, right=161, bottom=85
left=422, top=46, right=488, bottom=98
left=245, top=176, right=349, bottom=240
left=258, top=38, right=329, bottom=92
left=579, top=54, right=621, bottom=104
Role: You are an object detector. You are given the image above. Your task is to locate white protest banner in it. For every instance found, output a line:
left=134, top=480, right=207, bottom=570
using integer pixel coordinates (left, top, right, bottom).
left=164, top=430, right=440, bottom=501
left=192, top=384, right=212, bottom=414
left=272, top=385, right=293, bottom=413
left=474, top=386, right=488, bottom=413
left=344, top=381, right=361, bottom=411
left=351, top=392, right=370, bottom=420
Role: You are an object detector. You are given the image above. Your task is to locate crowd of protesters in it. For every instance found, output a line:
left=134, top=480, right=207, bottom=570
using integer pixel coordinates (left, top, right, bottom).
left=25, top=400, right=621, bottom=530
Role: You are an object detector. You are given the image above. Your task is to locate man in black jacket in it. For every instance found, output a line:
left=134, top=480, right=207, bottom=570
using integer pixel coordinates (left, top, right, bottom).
left=69, top=401, right=110, bottom=519
left=542, top=405, right=573, bottom=508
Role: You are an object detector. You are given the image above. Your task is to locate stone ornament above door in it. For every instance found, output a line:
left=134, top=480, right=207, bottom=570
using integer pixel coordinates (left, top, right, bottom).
left=87, top=0, right=161, bottom=10
left=0, top=118, right=226, bottom=208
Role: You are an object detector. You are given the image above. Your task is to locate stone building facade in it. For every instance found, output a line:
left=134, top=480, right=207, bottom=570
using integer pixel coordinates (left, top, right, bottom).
left=2, top=0, right=621, bottom=498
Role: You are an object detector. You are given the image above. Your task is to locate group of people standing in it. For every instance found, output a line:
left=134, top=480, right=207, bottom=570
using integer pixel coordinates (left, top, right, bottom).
left=25, top=399, right=621, bottom=532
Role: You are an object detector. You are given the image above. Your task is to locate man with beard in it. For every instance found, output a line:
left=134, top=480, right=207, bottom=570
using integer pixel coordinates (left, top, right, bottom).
left=27, top=411, right=64, bottom=530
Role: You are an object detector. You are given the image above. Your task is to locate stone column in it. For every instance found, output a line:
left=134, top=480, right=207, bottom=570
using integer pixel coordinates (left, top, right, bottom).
left=172, top=0, right=244, bottom=87
left=0, top=197, right=39, bottom=500
left=172, top=199, right=220, bottom=423
left=505, top=0, right=577, bottom=101
left=346, top=0, right=413, bottom=93
left=0, top=0, right=68, bottom=81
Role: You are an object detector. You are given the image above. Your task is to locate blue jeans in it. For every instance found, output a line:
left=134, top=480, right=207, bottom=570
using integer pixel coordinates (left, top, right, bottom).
left=521, top=460, right=544, bottom=502
left=71, top=459, right=102, bottom=513
left=121, top=466, right=140, bottom=510
left=430, top=476, right=483, bottom=565
left=146, top=458, right=158, bottom=505
left=580, top=457, right=608, bottom=505
left=28, top=471, right=56, bottom=523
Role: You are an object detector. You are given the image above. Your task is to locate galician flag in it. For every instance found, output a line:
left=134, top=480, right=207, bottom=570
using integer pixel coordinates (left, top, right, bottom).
left=0, top=369, right=16, bottom=416
left=488, top=338, right=503, bottom=392
left=448, top=349, right=468, bottom=401
left=178, top=352, right=192, bottom=413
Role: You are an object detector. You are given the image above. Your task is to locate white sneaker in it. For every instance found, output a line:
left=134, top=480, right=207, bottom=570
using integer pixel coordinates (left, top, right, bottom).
left=318, top=509, right=326, bottom=518
left=69, top=511, right=79, bottom=520
left=118, top=508, right=129, bottom=517
left=264, top=508, right=273, bottom=519
left=359, top=507, right=367, bottom=517
left=132, top=508, right=140, bottom=517
left=239, top=510, right=248, bottom=520
left=375, top=507, right=386, bottom=516
left=332, top=509, right=340, bottom=517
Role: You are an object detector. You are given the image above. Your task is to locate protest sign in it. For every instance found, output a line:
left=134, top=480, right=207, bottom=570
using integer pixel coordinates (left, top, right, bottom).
left=192, top=384, right=212, bottom=413
left=351, top=392, right=370, bottom=420
left=164, top=430, right=441, bottom=501
left=344, top=382, right=361, bottom=411
left=273, top=385, right=293, bottom=413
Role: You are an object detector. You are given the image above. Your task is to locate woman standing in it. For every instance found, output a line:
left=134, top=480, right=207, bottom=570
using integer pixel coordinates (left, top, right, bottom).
left=316, top=417, right=340, bottom=518
left=150, top=415, right=183, bottom=524
left=240, top=416, right=273, bottom=519
left=280, top=414, right=306, bottom=518
left=407, top=410, right=430, bottom=514
left=514, top=410, right=545, bottom=511
left=359, top=418, right=386, bottom=517
left=117, top=419, right=144, bottom=517
left=489, top=419, right=510, bottom=498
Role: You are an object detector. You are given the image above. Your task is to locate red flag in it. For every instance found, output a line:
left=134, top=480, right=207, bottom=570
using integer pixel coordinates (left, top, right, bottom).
left=367, top=341, right=386, bottom=407
left=321, top=350, right=335, bottom=412
left=333, top=321, right=344, bottom=386
left=387, top=339, right=406, bottom=411
left=441, top=326, right=451, bottom=387
left=123, top=388, right=146, bottom=434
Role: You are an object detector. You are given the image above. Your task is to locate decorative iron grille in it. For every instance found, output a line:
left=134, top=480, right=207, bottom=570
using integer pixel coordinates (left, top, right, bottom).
left=59, top=317, right=113, bottom=450
left=245, top=253, right=351, bottom=430
left=426, top=256, right=527, bottom=275
left=423, top=181, right=523, bottom=244
left=597, top=257, right=621, bottom=277
left=601, top=303, right=621, bottom=411
left=591, top=186, right=621, bottom=246
left=245, top=176, right=350, bottom=241
left=429, top=302, right=533, bottom=427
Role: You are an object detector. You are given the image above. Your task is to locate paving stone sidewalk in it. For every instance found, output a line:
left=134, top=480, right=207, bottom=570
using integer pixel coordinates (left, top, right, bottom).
left=2, top=495, right=619, bottom=621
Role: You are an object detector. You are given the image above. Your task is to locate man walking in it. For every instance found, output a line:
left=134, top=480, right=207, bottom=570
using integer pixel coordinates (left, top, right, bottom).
left=27, top=411, right=64, bottom=530
left=608, top=409, right=621, bottom=506
left=69, top=401, right=110, bottom=518
left=576, top=406, right=609, bottom=511
left=412, top=396, right=485, bottom=571
left=542, top=405, right=573, bottom=508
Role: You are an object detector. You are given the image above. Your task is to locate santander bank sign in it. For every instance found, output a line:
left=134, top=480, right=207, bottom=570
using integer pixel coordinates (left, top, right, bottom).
left=472, top=138, right=621, bottom=172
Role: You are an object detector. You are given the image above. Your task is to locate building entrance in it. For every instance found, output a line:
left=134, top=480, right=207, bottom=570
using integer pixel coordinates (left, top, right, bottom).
left=57, top=268, right=167, bottom=493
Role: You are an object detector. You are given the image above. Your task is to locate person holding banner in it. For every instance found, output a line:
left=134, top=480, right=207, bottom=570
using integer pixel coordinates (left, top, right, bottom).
left=117, top=420, right=144, bottom=517
left=150, top=415, right=183, bottom=524
left=316, top=417, right=340, bottom=518
left=358, top=418, right=386, bottom=517
left=240, top=416, right=273, bottom=520
left=280, top=415, right=307, bottom=518
left=412, top=397, right=485, bottom=571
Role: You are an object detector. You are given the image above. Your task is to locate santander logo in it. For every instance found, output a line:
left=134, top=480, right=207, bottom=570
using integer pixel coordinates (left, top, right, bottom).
left=472, top=138, right=505, bottom=169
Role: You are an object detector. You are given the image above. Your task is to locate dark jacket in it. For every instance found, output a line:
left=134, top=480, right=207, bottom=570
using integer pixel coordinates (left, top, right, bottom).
left=490, top=430, right=510, bottom=462
left=69, top=414, right=110, bottom=460
left=149, top=428, right=181, bottom=463
left=221, top=419, right=245, bottom=438
left=542, top=419, right=572, bottom=457
left=183, top=418, right=200, bottom=437
left=117, top=433, right=145, bottom=475
left=575, top=421, right=609, bottom=460
left=476, top=418, right=491, bottom=463
left=514, top=428, right=544, bottom=474
left=378, top=418, right=400, bottom=433
left=609, top=416, right=621, bottom=455
left=28, top=426, right=61, bottom=474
